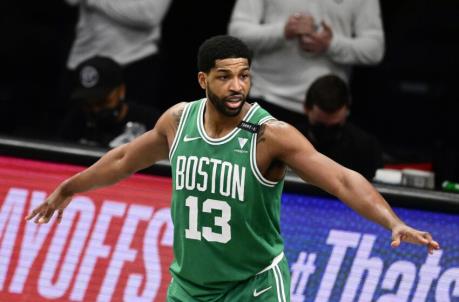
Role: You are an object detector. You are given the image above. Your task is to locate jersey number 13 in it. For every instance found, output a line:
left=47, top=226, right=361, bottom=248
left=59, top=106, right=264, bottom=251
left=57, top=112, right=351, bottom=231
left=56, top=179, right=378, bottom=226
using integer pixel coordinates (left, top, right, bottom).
left=185, top=196, right=231, bottom=244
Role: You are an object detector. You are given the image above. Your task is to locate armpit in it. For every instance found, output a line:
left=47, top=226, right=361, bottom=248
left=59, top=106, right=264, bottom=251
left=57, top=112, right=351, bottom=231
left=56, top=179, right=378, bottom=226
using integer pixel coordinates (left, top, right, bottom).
left=170, top=102, right=189, bottom=129
left=172, top=107, right=184, bottom=128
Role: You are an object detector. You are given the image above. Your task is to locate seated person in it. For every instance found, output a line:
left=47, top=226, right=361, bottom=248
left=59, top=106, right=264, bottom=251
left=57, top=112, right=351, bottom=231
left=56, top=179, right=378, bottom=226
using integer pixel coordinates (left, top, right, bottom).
left=297, top=74, right=383, bottom=180
left=58, top=56, right=161, bottom=148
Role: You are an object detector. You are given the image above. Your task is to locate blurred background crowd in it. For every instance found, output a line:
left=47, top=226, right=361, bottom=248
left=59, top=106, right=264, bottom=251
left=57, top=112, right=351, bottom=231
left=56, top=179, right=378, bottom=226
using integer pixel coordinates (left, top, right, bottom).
left=0, top=0, right=458, bottom=190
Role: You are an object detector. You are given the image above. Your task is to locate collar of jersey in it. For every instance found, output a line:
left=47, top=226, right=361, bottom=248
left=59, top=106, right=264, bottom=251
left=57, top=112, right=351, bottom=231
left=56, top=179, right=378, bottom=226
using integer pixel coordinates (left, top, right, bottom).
left=197, top=99, right=260, bottom=145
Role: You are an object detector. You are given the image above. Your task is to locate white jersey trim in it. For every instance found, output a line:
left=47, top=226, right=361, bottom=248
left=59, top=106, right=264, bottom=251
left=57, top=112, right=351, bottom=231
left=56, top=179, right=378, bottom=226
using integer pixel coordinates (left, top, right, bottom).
left=257, top=251, right=284, bottom=275
left=250, top=116, right=278, bottom=187
left=197, top=99, right=260, bottom=145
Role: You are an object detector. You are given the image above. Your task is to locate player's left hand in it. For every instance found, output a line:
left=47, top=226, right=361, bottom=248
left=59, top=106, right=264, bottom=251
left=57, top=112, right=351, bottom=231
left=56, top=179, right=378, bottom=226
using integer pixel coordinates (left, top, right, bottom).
left=391, top=224, right=440, bottom=254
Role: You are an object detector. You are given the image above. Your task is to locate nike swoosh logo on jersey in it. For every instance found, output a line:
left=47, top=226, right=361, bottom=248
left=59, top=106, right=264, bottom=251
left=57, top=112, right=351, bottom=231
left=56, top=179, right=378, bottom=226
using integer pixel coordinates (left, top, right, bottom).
left=183, top=135, right=201, bottom=142
left=253, top=286, right=272, bottom=297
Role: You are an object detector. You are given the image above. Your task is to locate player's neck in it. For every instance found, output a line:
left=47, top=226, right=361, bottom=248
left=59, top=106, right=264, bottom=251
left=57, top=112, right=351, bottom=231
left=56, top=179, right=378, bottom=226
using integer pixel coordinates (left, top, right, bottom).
left=203, top=101, right=250, bottom=139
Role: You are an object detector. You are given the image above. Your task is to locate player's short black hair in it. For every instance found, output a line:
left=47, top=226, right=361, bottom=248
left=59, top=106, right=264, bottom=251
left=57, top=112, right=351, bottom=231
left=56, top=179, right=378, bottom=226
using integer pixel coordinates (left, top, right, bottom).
left=197, top=35, right=252, bottom=73
left=305, top=74, right=351, bottom=113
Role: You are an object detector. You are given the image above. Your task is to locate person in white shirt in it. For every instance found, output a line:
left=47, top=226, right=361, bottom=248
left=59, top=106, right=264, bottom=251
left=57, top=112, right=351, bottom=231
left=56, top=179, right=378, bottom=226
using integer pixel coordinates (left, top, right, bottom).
left=228, top=0, right=385, bottom=125
left=65, top=0, right=172, bottom=107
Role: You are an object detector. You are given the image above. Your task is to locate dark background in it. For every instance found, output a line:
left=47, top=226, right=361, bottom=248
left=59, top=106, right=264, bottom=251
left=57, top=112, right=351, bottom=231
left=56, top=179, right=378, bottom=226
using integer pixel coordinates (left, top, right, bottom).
left=0, top=0, right=458, bottom=172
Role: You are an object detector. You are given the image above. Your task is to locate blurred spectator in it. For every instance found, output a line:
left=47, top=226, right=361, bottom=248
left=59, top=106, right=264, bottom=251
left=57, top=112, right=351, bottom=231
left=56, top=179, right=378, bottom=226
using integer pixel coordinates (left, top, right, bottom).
left=228, top=0, right=385, bottom=125
left=58, top=56, right=160, bottom=148
left=65, top=0, right=172, bottom=107
left=297, top=74, right=383, bottom=180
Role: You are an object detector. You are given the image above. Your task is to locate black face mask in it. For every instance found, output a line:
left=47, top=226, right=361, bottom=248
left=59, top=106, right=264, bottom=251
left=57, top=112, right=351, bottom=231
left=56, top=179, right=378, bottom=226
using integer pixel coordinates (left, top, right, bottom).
left=88, top=102, right=123, bottom=129
left=309, top=123, right=344, bottom=149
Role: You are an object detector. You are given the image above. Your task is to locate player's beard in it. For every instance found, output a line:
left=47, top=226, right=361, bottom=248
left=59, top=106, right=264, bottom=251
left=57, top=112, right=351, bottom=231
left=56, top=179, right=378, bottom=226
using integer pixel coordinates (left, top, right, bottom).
left=207, top=85, right=246, bottom=117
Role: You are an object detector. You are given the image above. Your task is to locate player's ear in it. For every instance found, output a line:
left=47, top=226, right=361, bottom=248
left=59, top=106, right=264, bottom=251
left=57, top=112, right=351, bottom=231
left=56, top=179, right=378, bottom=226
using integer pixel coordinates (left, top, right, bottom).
left=198, top=72, right=207, bottom=90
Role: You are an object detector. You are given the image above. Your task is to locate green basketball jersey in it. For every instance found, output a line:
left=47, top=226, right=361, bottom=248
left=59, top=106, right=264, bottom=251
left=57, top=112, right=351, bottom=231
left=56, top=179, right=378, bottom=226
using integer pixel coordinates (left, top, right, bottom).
left=169, top=99, right=285, bottom=299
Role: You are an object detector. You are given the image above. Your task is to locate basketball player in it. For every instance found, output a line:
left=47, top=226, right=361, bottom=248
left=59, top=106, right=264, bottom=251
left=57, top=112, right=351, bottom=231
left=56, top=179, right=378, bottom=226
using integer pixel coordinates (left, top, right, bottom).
left=26, top=35, right=439, bottom=302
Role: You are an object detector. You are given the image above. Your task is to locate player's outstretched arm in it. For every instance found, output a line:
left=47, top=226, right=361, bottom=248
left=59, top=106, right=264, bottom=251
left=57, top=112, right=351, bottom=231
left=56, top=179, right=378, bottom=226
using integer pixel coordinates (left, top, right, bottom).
left=25, top=103, right=186, bottom=224
left=264, top=121, right=440, bottom=254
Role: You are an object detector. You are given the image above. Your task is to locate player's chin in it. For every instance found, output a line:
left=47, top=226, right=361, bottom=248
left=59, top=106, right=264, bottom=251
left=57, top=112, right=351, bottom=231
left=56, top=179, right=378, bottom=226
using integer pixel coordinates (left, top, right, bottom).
left=224, top=108, right=242, bottom=117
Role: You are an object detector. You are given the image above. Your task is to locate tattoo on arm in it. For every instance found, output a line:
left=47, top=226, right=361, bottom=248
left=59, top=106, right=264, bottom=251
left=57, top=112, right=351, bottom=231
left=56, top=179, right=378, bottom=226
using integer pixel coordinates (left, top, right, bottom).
left=257, top=124, right=266, bottom=144
left=257, top=120, right=287, bottom=144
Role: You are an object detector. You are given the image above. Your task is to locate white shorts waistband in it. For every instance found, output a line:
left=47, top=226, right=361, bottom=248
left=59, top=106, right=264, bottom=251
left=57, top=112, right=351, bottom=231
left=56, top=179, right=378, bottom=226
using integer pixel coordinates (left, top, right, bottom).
left=257, top=251, right=284, bottom=275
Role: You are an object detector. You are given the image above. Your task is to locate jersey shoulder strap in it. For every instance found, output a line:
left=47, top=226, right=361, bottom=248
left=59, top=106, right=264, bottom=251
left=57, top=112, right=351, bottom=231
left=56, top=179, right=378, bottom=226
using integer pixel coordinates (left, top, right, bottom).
left=245, top=103, right=276, bottom=128
left=169, top=99, right=204, bottom=159
left=246, top=103, right=281, bottom=187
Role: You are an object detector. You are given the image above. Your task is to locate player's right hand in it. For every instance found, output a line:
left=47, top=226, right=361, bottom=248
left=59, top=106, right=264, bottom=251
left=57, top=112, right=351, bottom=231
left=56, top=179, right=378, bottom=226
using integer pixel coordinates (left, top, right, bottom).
left=25, top=187, right=73, bottom=224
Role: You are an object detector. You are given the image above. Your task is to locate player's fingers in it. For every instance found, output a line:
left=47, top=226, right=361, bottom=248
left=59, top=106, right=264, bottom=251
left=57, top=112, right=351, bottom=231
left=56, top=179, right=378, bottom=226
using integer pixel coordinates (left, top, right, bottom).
left=431, top=240, right=440, bottom=250
left=56, top=209, right=64, bottom=224
left=423, top=232, right=433, bottom=242
left=25, top=207, right=40, bottom=221
left=38, top=206, right=56, bottom=224
left=427, top=238, right=440, bottom=251
left=391, top=232, right=402, bottom=248
left=429, top=241, right=441, bottom=254
left=34, top=211, right=45, bottom=224
left=414, top=232, right=429, bottom=245
left=428, top=245, right=434, bottom=255
left=26, top=202, right=50, bottom=221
